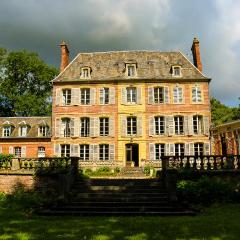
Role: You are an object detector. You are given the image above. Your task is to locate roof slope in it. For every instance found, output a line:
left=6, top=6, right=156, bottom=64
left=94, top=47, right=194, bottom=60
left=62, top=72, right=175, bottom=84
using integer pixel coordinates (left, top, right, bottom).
left=54, top=51, right=209, bottom=82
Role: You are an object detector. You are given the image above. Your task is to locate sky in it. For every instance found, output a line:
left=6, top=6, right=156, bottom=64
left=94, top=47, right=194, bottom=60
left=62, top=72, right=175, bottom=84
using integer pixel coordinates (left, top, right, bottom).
left=0, top=0, right=239, bottom=107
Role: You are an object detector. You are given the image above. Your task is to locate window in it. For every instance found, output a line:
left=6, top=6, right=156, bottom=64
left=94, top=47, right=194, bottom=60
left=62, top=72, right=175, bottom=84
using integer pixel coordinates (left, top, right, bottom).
left=3, top=126, right=13, bottom=137
left=14, top=147, right=21, bottom=157
left=38, top=126, right=49, bottom=137
left=126, top=64, right=136, bottom=77
left=61, top=144, right=70, bottom=157
left=174, top=116, right=184, bottom=135
left=155, top=144, right=165, bottom=160
left=61, top=118, right=71, bottom=137
left=62, top=89, right=71, bottom=105
left=193, top=115, right=203, bottom=134
left=81, top=88, right=90, bottom=105
left=38, top=147, right=45, bottom=158
left=81, top=67, right=90, bottom=78
left=100, top=118, right=109, bottom=136
left=172, top=66, right=181, bottom=77
left=19, top=125, right=28, bottom=137
left=99, top=144, right=109, bottom=160
left=100, top=88, right=109, bottom=104
left=79, top=144, right=89, bottom=161
left=154, top=87, right=164, bottom=103
left=80, top=117, right=90, bottom=137
left=192, top=86, right=202, bottom=103
left=194, top=143, right=204, bottom=156
left=154, top=116, right=165, bottom=135
left=126, top=87, right=137, bottom=104
left=127, top=117, right=137, bottom=135
left=175, top=143, right=184, bottom=156
left=173, top=86, right=183, bottom=103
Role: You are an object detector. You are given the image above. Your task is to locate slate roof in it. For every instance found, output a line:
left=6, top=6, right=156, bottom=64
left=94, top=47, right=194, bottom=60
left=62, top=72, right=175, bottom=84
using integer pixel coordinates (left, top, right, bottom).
left=54, top=51, right=210, bottom=82
left=0, top=117, right=51, bottom=139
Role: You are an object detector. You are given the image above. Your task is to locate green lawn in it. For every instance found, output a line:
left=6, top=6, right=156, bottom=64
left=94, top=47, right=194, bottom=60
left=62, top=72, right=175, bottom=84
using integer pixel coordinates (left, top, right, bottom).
left=0, top=204, right=240, bottom=240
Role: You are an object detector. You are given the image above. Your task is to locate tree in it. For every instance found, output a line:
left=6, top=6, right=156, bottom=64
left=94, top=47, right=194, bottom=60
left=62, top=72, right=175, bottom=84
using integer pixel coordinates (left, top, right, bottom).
left=0, top=48, right=58, bottom=116
left=211, top=98, right=239, bottom=126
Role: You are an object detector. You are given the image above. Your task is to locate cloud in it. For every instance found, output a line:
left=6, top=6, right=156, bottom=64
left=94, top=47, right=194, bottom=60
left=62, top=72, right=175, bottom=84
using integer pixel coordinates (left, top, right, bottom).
left=0, top=0, right=239, bottom=106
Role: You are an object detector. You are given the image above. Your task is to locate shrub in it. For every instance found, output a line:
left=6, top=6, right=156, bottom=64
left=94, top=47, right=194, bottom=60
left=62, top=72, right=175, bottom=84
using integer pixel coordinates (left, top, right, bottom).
left=114, top=167, right=121, bottom=173
left=94, top=166, right=111, bottom=175
left=177, top=176, right=236, bottom=205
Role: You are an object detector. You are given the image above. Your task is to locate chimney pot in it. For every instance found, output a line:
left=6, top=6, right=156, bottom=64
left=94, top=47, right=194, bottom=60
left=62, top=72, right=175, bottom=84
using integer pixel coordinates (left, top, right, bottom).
left=191, top=37, right=202, bottom=72
left=60, top=41, right=69, bottom=72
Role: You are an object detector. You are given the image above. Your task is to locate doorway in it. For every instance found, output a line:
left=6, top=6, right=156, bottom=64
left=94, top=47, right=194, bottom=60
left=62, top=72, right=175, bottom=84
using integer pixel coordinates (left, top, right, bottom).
left=221, top=136, right=227, bottom=155
left=126, top=144, right=139, bottom=167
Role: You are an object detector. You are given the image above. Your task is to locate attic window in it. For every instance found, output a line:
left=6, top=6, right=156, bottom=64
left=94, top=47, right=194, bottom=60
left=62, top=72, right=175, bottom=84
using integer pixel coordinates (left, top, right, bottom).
left=172, top=66, right=181, bottom=77
left=81, top=67, right=91, bottom=79
left=126, top=64, right=137, bottom=77
left=19, top=125, right=29, bottom=137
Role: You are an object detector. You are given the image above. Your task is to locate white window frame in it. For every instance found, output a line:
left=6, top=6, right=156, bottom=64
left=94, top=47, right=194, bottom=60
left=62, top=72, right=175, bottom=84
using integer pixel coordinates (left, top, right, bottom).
left=127, top=117, right=137, bottom=135
left=126, top=87, right=137, bottom=104
left=154, top=116, right=165, bottom=135
left=61, top=118, right=71, bottom=137
left=14, top=147, right=21, bottom=157
left=80, top=88, right=90, bottom=105
left=80, top=67, right=91, bottom=79
left=99, top=144, right=109, bottom=161
left=79, top=144, right=90, bottom=161
left=99, top=117, right=109, bottom=136
left=155, top=144, right=165, bottom=160
left=102, top=88, right=109, bottom=104
left=19, top=125, right=28, bottom=137
left=80, top=117, right=90, bottom=137
left=126, top=64, right=137, bottom=77
left=38, top=147, right=46, bottom=158
left=154, top=87, right=164, bottom=104
left=62, top=89, right=71, bottom=106
left=173, top=86, right=183, bottom=103
left=38, top=126, right=49, bottom=137
left=175, top=143, right=184, bottom=156
left=192, top=86, right=202, bottom=103
left=3, top=126, right=12, bottom=137
left=194, top=143, right=204, bottom=156
left=174, top=116, right=184, bottom=135
left=61, top=144, right=70, bottom=157
left=172, top=66, right=182, bottom=77
left=193, top=115, right=203, bottom=134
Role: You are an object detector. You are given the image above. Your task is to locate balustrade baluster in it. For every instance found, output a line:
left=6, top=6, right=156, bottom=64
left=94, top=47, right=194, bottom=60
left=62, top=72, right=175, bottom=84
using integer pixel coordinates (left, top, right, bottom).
left=207, top=157, right=211, bottom=170
left=185, top=157, right=190, bottom=169
left=213, top=157, right=217, bottom=170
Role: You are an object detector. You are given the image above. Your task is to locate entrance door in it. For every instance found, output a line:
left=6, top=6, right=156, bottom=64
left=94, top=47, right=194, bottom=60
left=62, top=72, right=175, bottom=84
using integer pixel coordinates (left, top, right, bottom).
left=126, top=144, right=139, bottom=167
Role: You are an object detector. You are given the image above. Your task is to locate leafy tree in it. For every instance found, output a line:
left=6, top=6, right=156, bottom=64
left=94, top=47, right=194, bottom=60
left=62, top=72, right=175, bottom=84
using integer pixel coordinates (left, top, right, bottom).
left=0, top=48, right=58, bottom=116
left=211, top=98, right=239, bottom=126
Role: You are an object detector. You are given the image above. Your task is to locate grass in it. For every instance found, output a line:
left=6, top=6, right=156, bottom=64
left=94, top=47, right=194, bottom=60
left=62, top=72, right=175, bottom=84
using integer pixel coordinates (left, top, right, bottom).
left=0, top=202, right=240, bottom=240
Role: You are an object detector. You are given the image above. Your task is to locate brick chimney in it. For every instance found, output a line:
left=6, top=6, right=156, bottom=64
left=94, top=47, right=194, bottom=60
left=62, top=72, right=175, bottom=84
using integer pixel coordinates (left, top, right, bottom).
left=60, top=41, right=69, bottom=72
left=191, top=37, right=202, bottom=72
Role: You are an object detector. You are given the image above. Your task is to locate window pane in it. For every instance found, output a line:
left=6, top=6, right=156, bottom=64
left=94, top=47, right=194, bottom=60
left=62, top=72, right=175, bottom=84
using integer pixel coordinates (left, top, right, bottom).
left=154, top=87, right=164, bottom=103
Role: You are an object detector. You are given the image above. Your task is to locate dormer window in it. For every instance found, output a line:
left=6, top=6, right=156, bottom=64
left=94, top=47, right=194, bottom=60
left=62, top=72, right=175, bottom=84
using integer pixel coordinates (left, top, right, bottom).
left=19, top=125, right=29, bottom=137
left=81, top=67, right=91, bottom=79
left=38, top=126, right=50, bottom=137
left=2, top=125, right=13, bottom=137
left=172, top=66, right=181, bottom=77
left=126, top=64, right=137, bottom=77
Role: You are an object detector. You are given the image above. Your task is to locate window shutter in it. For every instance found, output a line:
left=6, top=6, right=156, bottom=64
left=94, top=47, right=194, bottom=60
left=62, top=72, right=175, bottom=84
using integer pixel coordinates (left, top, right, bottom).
left=94, top=117, right=99, bottom=137
left=0, top=146, right=2, bottom=154
left=60, top=119, right=65, bottom=137
left=169, top=143, right=175, bottom=156
left=109, top=87, right=115, bottom=104
left=203, top=116, right=210, bottom=136
left=90, top=88, right=96, bottom=105
left=72, top=88, right=80, bottom=105
left=149, top=143, right=155, bottom=160
left=90, top=117, right=95, bottom=137
left=121, top=87, right=127, bottom=104
left=148, top=87, right=154, bottom=104
left=184, top=143, right=189, bottom=156
left=204, top=143, right=210, bottom=155
left=99, top=88, right=104, bottom=104
left=121, top=116, right=126, bottom=136
left=90, top=145, right=94, bottom=161
left=9, top=146, right=14, bottom=155
left=179, top=87, right=183, bottom=103
left=164, top=87, right=169, bottom=103
left=55, top=89, right=61, bottom=106
left=137, top=87, right=142, bottom=104
left=74, top=118, right=79, bottom=137
left=55, top=118, right=60, bottom=137
left=167, top=116, right=174, bottom=136
left=165, top=143, right=170, bottom=156
left=149, top=116, right=154, bottom=136
left=21, top=146, right=26, bottom=157
left=109, top=144, right=115, bottom=161
left=93, top=144, right=99, bottom=161
left=137, top=116, right=142, bottom=136
left=109, top=117, right=115, bottom=137
left=184, top=116, right=189, bottom=135
left=71, top=144, right=79, bottom=157
left=173, top=87, right=178, bottom=103
left=70, top=118, right=75, bottom=137
left=188, top=116, right=193, bottom=136
left=54, top=144, right=60, bottom=157
left=189, top=143, right=194, bottom=156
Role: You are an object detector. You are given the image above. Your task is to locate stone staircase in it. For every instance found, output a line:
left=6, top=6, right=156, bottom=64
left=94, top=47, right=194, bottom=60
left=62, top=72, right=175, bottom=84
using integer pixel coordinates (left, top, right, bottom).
left=40, top=177, right=195, bottom=216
